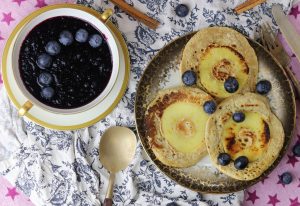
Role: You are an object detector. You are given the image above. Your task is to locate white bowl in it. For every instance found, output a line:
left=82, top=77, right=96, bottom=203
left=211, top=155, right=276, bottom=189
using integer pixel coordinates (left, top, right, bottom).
left=11, top=5, right=119, bottom=114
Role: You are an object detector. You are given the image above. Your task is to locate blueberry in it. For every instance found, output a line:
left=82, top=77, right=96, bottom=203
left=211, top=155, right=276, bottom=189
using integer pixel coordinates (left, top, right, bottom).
left=36, top=53, right=52, bottom=69
left=256, top=80, right=272, bottom=95
left=89, top=34, right=103, bottom=48
left=41, top=87, right=55, bottom=100
left=232, top=112, right=245, bottom=122
left=45, top=41, right=61, bottom=55
left=293, top=143, right=300, bottom=157
left=175, top=4, right=189, bottom=17
left=224, top=77, right=239, bottom=93
left=234, top=156, right=248, bottom=170
left=59, top=30, right=73, bottom=46
left=38, top=72, right=53, bottom=86
left=280, top=172, right=293, bottom=184
left=203, top=100, right=217, bottom=114
left=182, top=70, right=197, bottom=86
left=75, top=29, right=89, bottom=43
left=218, top=153, right=231, bottom=166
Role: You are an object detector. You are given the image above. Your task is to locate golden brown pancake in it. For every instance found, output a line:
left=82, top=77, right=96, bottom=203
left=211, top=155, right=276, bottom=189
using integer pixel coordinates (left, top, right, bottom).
left=145, top=87, right=214, bottom=167
left=180, top=27, right=258, bottom=100
left=205, top=93, right=284, bottom=180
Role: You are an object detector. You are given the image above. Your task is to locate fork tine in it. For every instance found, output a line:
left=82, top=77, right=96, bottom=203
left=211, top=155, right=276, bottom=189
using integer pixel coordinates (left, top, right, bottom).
left=260, top=24, right=275, bottom=50
left=263, top=23, right=277, bottom=48
left=266, top=22, right=285, bottom=49
left=265, top=23, right=277, bottom=43
left=260, top=28, right=269, bottom=50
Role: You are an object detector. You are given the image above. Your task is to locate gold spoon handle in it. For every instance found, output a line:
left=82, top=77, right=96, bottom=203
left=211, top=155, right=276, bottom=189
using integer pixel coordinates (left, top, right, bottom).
left=104, top=173, right=116, bottom=206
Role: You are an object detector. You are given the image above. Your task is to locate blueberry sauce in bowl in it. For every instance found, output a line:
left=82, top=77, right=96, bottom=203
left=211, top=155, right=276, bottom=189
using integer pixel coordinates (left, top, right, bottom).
left=18, top=16, right=113, bottom=109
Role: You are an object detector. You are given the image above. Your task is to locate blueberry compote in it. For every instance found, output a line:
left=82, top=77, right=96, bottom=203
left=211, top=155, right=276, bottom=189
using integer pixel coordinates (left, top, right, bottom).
left=19, top=16, right=112, bottom=109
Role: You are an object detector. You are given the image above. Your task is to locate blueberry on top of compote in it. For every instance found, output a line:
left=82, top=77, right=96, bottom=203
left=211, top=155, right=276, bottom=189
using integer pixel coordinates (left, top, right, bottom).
left=36, top=53, right=52, bottom=69
left=89, top=34, right=103, bottom=48
left=45, top=41, right=61, bottom=55
left=59, top=30, right=73, bottom=46
left=75, top=28, right=89, bottom=43
left=41, top=87, right=55, bottom=100
left=38, top=72, right=53, bottom=86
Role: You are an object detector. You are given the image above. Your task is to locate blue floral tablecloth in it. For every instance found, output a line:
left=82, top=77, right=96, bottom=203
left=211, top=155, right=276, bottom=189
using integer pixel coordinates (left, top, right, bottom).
left=0, top=0, right=293, bottom=205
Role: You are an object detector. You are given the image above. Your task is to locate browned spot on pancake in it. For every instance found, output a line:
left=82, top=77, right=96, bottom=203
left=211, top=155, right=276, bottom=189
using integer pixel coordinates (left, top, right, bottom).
left=262, top=120, right=270, bottom=144
left=225, top=136, right=242, bottom=154
left=250, top=147, right=259, bottom=152
left=231, top=44, right=236, bottom=48
left=226, top=136, right=236, bottom=150
left=225, top=127, right=257, bottom=154
left=145, top=115, right=163, bottom=149
left=149, top=137, right=163, bottom=149
left=221, top=112, right=232, bottom=123
left=201, top=44, right=249, bottom=76
left=145, top=113, right=159, bottom=148
left=243, top=66, right=249, bottom=74
left=153, top=91, right=188, bottom=118
left=207, top=90, right=218, bottom=97
left=239, top=129, right=255, bottom=138
left=237, top=128, right=255, bottom=150
left=241, top=104, right=258, bottom=107
left=176, top=119, right=195, bottom=137
left=212, top=59, right=232, bottom=81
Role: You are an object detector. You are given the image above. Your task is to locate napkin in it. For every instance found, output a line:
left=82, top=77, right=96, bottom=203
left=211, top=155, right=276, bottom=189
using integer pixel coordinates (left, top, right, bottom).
left=0, top=0, right=293, bottom=205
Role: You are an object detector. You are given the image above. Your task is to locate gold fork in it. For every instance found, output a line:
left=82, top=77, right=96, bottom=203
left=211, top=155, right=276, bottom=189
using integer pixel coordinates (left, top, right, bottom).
left=260, top=22, right=300, bottom=99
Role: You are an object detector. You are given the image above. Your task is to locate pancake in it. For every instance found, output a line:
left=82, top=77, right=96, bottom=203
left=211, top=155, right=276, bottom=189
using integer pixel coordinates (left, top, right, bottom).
left=180, top=27, right=258, bottom=100
left=145, top=87, right=214, bottom=168
left=205, top=93, right=284, bottom=180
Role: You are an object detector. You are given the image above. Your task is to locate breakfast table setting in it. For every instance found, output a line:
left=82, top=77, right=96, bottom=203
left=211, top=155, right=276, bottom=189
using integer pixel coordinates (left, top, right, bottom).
left=0, top=0, right=300, bottom=206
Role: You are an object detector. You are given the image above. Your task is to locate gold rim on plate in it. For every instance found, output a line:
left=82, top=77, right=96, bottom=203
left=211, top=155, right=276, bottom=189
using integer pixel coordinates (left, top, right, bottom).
left=1, top=4, right=130, bottom=130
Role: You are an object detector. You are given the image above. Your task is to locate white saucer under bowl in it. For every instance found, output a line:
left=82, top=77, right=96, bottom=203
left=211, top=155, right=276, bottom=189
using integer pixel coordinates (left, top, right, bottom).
left=1, top=4, right=130, bottom=130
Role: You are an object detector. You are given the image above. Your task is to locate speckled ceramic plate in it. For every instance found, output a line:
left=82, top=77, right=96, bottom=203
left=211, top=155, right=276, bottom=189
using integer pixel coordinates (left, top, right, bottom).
left=135, top=32, right=296, bottom=193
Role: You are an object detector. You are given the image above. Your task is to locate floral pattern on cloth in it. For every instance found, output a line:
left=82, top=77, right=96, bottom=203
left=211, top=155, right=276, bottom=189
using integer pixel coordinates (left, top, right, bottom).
left=0, top=0, right=298, bottom=206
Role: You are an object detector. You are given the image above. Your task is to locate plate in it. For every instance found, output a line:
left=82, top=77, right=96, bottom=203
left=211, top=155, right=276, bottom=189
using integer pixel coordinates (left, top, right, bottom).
left=135, top=32, right=296, bottom=193
left=1, top=5, right=130, bottom=130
